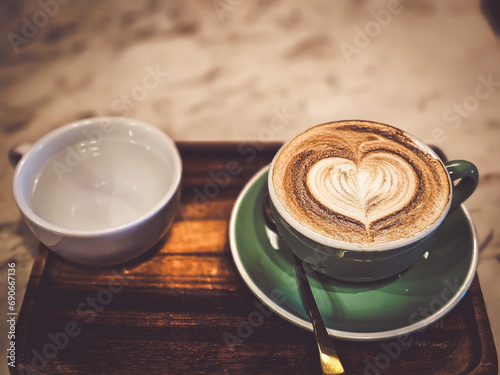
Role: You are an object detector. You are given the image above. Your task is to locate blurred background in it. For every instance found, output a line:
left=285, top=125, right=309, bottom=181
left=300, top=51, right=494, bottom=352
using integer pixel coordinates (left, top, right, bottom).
left=1, top=0, right=499, bottom=373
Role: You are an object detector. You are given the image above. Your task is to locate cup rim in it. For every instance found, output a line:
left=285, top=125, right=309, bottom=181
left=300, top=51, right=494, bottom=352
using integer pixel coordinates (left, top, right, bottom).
left=268, top=120, right=452, bottom=252
left=13, top=116, right=182, bottom=237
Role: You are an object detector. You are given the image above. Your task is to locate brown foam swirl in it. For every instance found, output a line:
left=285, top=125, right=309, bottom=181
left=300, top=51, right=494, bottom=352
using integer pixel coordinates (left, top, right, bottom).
left=271, top=121, right=450, bottom=245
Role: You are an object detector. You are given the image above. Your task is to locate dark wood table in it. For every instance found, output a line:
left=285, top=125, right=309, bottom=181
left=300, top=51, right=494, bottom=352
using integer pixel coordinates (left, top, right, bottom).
left=11, top=142, right=498, bottom=374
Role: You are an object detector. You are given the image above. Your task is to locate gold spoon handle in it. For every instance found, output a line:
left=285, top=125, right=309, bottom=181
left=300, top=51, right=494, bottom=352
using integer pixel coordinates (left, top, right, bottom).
left=293, top=255, right=345, bottom=375
left=263, top=193, right=344, bottom=374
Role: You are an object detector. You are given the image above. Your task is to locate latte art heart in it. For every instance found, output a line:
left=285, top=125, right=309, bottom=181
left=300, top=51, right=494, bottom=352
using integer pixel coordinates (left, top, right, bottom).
left=307, top=154, right=417, bottom=229
left=271, top=121, right=451, bottom=245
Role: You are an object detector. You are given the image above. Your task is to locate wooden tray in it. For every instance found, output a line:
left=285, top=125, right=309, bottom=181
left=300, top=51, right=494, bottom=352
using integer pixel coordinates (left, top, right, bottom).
left=12, top=142, right=498, bottom=375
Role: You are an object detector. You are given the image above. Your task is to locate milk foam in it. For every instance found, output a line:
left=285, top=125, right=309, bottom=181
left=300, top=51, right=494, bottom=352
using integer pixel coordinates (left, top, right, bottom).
left=272, top=121, right=450, bottom=245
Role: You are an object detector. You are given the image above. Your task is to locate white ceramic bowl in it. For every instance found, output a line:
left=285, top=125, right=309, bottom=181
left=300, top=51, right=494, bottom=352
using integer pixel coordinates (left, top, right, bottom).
left=12, top=117, right=182, bottom=266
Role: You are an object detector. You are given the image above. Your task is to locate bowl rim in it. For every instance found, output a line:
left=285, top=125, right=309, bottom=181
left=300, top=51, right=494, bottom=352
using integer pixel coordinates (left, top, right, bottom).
left=13, top=116, right=182, bottom=237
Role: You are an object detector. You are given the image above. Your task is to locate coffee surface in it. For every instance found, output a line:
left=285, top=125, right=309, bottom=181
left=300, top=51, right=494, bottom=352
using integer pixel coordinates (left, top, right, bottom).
left=272, top=121, right=450, bottom=245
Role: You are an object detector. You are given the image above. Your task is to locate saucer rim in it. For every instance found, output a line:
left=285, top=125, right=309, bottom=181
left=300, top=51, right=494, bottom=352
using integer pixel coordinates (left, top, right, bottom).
left=229, top=165, right=478, bottom=341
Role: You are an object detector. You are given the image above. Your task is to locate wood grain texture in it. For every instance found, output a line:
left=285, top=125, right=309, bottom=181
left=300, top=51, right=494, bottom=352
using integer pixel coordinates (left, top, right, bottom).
left=11, top=142, right=498, bottom=375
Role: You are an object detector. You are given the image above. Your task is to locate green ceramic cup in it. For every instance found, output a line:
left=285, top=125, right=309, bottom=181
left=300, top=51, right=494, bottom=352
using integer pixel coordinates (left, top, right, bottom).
left=268, top=123, right=479, bottom=282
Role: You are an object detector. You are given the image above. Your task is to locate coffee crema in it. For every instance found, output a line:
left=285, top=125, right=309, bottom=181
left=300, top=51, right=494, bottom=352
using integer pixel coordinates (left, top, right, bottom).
left=271, top=121, right=451, bottom=245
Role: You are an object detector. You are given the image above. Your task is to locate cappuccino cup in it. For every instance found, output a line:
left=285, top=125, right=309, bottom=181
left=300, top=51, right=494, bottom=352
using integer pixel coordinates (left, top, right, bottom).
left=11, top=117, right=182, bottom=266
left=268, top=120, right=478, bottom=282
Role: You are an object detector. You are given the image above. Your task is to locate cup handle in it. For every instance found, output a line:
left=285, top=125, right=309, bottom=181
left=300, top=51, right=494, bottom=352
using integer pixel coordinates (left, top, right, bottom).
left=444, top=160, right=479, bottom=211
left=8, top=143, right=32, bottom=167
